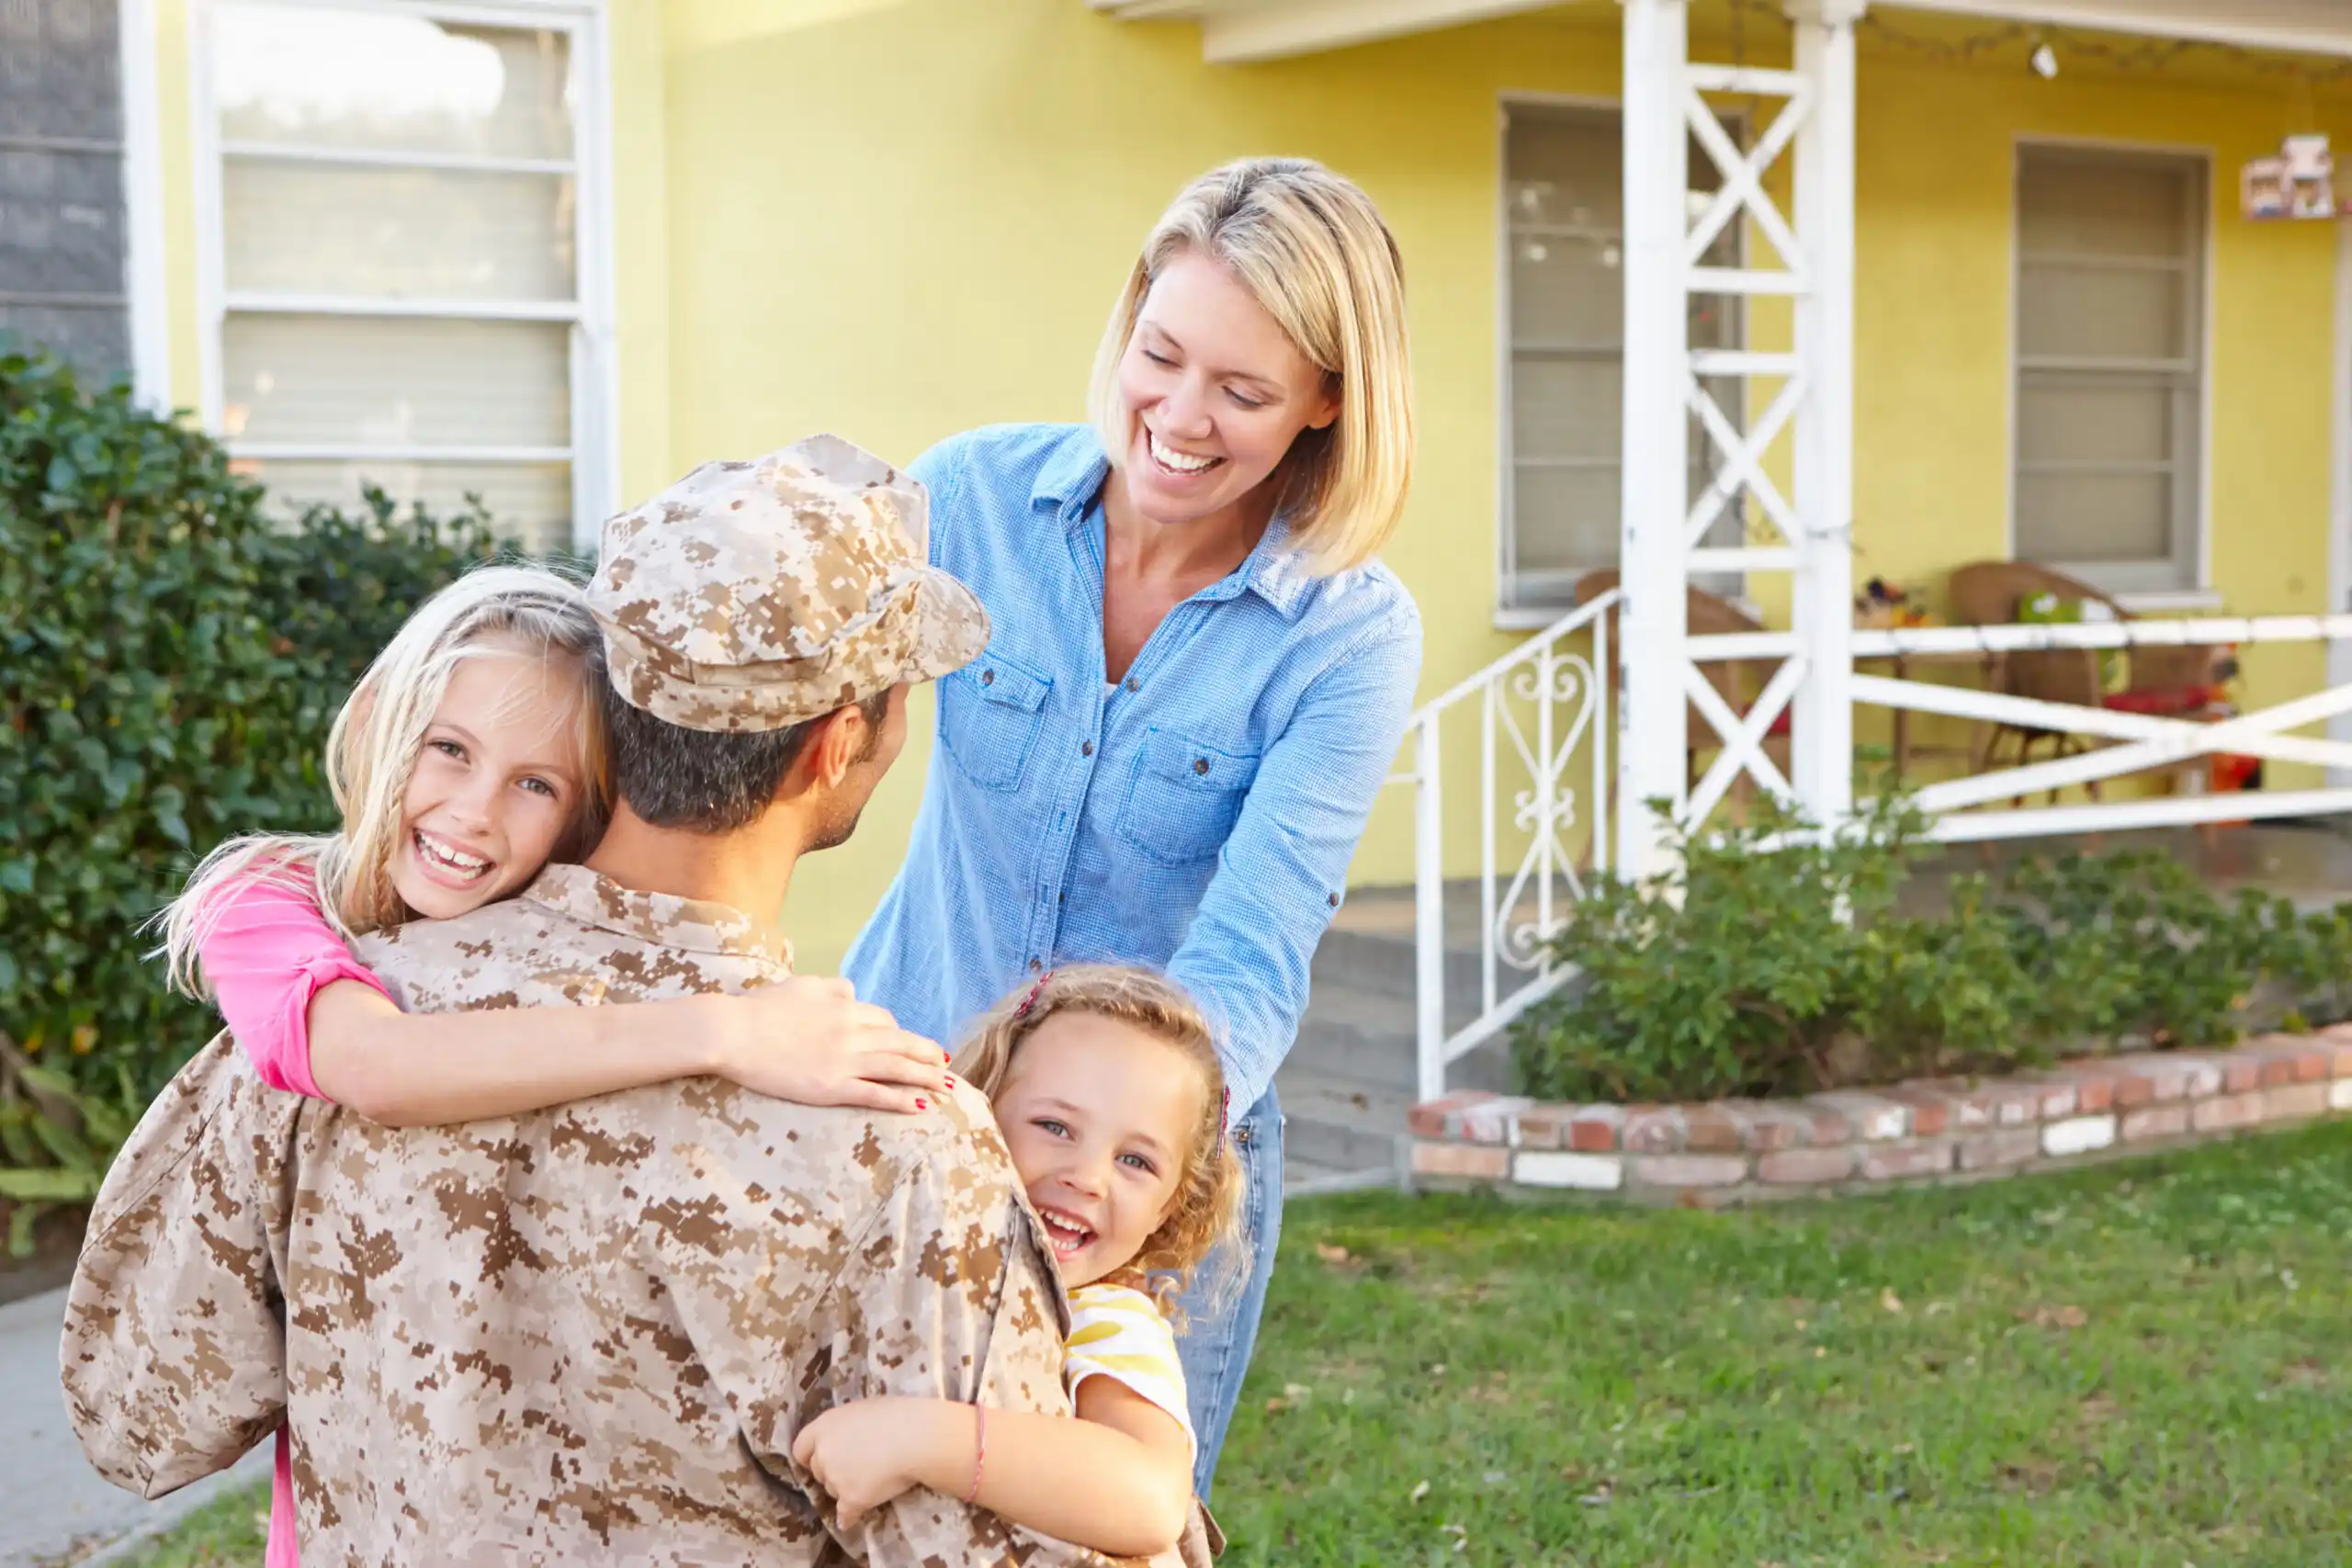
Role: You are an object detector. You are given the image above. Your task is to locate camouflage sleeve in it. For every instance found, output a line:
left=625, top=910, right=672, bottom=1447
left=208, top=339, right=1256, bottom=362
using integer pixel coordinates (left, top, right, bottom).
left=59, top=1033, right=297, bottom=1498
left=817, top=1154, right=1135, bottom=1568
left=657, top=1113, right=1128, bottom=1568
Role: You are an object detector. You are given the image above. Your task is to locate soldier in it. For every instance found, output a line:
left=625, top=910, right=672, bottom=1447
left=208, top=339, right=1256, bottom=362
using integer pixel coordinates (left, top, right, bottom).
left=62, top=437, right=1172, bottom=1566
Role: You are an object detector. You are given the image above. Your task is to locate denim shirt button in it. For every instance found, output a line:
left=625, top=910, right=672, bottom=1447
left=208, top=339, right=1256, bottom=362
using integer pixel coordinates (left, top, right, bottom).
left=1193, top=757, right=1210, bottom=775
left=1124, top=677, right=1139, bottom=693
left=1080, top=740, right=1094, bottom=757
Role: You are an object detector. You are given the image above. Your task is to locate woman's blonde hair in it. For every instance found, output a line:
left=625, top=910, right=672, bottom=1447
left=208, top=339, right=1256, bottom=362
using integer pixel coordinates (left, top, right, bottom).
left=954, top=964, right=1246, bottom=1316
left=158, top=564, right=612, bottom=997
left=1089, top=156, right=1415, bottom=576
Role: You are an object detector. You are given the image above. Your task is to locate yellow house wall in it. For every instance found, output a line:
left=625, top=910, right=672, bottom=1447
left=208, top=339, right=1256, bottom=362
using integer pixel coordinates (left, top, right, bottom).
left=1850, top=50, right=2343, bottom=801
left=133, top=0, right=2351, bottom=975
left=151, top=0, right=198, bottom=418
left=659, top=0, right=1626, bottom=970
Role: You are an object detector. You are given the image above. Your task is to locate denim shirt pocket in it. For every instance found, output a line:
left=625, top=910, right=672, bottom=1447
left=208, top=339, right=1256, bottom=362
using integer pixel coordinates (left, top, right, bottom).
left=1114, top=728, right=1262, bottom=868
left=940, top=649, right=1052, bottom=793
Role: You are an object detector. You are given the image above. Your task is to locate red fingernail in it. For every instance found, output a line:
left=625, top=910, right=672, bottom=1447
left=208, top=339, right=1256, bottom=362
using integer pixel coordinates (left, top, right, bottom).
left=916, top=1099, right=929, bottom=1111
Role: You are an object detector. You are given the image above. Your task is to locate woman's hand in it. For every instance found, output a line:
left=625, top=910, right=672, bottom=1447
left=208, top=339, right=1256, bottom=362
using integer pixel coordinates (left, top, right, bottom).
left=695, top=978, right=949, bottom=1114
left=791, top=1397, right=968, bottom=1529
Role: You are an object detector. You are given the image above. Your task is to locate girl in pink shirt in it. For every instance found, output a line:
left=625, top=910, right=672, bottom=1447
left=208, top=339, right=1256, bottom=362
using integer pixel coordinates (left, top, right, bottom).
left=155, top=566, right=947, bottom=1568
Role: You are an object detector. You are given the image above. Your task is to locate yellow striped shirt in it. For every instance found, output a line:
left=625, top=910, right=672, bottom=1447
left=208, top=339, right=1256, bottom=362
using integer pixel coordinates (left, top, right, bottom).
left=1063, top=1282, right=1195, bottom=1461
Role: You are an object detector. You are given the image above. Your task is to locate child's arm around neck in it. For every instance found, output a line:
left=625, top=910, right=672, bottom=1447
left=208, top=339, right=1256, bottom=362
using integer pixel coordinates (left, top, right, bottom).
left=195, top=869, right=947, bottom=1125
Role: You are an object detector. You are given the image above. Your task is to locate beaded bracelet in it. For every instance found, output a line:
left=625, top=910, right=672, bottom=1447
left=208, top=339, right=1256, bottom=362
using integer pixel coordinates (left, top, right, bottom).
left=963, top=1404, right=988, bottom=1505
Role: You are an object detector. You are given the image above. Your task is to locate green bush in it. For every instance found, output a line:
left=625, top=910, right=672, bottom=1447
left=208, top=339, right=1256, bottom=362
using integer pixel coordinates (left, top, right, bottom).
left=1510, top=795, right=2352, bottom=1105
left=0, top=346, right=516, bottom=1240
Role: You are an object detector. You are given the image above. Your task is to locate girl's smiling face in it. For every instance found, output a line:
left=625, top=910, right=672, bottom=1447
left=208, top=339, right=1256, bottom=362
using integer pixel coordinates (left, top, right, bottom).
left=389, top=638, right=589, bottom=920
left=992, top=1011, right=1207, bottom=1288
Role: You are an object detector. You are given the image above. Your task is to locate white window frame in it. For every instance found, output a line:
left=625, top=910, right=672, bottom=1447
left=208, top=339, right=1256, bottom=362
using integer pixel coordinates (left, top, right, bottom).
left=1496, top=92, right=1746, bottom=630
left=188, top=0, right=620, bottom=548
left=121, top=0, right=173, bottom=410
left=2007, top=136, right=2215, bottom=606
left=0, top=0, right=172, bottom=406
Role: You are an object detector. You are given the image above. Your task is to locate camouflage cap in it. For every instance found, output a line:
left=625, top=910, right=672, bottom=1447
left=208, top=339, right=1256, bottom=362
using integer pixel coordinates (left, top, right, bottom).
left=586, top=434, right=989, bottom=733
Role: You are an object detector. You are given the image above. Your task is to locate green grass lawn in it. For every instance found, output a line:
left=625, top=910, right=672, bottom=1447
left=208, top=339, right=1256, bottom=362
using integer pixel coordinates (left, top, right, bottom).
left=1216, top=1122, right=2352, bottom=1567
left=102, top=1482, right=268, bottom=1567
left=119, top=1122, right=2352, bottom=1567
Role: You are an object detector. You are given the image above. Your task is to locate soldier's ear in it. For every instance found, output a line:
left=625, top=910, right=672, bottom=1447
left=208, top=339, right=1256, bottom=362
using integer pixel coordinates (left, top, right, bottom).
left=798, top=703, right=865, bottom=792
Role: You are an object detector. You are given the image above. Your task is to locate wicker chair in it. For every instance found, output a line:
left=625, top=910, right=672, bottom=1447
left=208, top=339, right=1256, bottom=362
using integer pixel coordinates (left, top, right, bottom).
left=1944, top=560, right=2233, bottom=801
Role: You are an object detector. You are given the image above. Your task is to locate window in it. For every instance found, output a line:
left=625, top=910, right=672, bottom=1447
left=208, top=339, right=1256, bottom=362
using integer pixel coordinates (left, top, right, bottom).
left=200, top=0, right=611, bottom=553
left=1500, top=101, right=1742, bottom=616
left=0, top=0, right=151, bottom=391
left=2013, top=144, right=2207, bottom=594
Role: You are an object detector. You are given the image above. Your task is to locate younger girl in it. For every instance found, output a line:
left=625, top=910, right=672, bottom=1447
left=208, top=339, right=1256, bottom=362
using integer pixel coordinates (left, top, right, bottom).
left=157, top=565, right=946, bottom=1568
left=792, top=964, right=1246, bottom=1562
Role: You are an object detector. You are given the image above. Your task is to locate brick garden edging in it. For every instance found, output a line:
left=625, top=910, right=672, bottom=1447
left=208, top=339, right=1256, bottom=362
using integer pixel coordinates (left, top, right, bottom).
left=1409, top=1027, right=2352, bottom=1204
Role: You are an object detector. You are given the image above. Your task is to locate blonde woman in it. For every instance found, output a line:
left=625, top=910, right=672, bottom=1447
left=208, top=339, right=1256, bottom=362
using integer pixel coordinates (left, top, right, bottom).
left=846, top=156, right=1421, bottom=1496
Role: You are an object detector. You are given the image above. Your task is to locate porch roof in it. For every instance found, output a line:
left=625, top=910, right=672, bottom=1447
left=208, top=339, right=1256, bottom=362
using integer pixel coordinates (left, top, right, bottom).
left=1090, top=0, right=2352, bottom=64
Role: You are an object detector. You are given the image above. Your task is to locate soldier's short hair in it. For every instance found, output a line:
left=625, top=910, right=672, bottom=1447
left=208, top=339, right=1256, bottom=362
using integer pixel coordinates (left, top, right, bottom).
left=595, top=673, right=891, bottom=834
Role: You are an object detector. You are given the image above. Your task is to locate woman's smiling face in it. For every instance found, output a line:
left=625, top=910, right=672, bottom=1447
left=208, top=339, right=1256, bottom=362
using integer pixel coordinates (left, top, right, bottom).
left=1113, top=251, right=1340, bottom=529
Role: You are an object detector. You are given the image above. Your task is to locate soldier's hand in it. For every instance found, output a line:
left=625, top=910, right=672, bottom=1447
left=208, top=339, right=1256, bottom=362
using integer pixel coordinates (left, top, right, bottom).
left=697, top=977, right=951, bottom=1114
left=791, top=1397, right=949, bottom=1529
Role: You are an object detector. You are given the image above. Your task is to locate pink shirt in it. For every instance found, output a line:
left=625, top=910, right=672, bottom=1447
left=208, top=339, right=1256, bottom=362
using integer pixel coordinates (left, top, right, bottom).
left=196, top=870, right=393, bottom=1568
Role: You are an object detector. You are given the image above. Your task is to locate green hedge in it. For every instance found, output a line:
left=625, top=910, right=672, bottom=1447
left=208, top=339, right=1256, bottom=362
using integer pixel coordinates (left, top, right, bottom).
left=0, top=347, right=519, bottom=1237
left=1510, top=795, right=2352, bottom=1106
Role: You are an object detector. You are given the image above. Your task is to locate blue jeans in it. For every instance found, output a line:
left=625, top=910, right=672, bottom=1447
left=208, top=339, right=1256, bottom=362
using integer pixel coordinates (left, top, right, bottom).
left=1171, top=1086, right=1283, bottom=1502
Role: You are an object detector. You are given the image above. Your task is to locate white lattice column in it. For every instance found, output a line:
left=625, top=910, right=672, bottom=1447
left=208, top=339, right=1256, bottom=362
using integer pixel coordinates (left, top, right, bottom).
left=1789, top=0, right=1861, bottom=831
left=1617, top=0, right=1692, bottom=881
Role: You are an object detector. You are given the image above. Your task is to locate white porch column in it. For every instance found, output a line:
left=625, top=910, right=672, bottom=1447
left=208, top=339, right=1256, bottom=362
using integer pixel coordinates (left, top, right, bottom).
left=1789, top=0, right=1862, bottom=831
left=1617, top=0, right=1691, bottom=880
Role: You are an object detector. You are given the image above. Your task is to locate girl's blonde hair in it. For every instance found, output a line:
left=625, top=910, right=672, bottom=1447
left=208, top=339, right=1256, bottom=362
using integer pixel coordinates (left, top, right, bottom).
left=954, top=964, right=1246, bottom=1315
left=159, top=564, right=612, bottom=997
left=1088, top=156, right=1415, bottom=576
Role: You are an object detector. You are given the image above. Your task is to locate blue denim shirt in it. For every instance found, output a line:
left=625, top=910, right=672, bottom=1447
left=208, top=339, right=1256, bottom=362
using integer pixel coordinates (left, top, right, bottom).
left=844, top=423, right=1422, bottom=1114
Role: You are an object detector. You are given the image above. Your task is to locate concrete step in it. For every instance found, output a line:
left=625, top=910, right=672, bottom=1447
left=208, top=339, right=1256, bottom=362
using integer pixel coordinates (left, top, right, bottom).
left=1272, top=878, right=1583, bottom=1196
left=1316, top=883, right=1578, bottom=1035
left=1276, top=1066, right=1415, bottom=1173
left=1284, top=985, right=1416, bottom=1088
left=1285, top=981, right=1523, bottom=1098
left=1282, top=1158, right=1401, bottom=1199
left=1313, top=917, right=1478, bottom=1020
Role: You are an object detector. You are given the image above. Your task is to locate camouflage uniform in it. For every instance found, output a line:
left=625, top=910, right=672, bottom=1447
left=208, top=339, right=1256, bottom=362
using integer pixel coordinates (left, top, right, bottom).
left=61, top=437, right=1210, bottom=1565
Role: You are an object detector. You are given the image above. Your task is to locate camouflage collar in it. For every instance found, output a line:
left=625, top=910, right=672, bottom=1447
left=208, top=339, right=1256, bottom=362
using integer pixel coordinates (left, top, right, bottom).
left=522, top=864, right=794, bottom=969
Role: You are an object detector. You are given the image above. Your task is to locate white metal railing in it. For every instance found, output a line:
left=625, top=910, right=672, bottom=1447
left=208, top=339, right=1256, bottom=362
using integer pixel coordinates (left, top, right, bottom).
left=1685, top=612, right=2352, bottom=844
left=1393, top=590, right=1617, bottom=1103
left=1394, top=600, right=2352, bottom=1106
